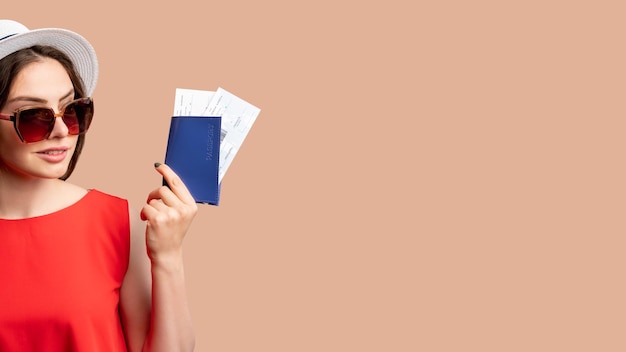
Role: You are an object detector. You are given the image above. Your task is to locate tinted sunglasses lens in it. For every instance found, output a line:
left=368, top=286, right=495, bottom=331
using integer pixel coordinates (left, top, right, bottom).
left=63, top=98, right=93, bottom=135
left=16, top=108, right=55, bottom=143
left=14, top=99, right=94, bottom=143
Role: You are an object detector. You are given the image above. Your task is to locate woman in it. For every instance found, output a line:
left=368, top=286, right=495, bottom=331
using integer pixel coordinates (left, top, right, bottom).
left=0, top=20, right=196, bottom=351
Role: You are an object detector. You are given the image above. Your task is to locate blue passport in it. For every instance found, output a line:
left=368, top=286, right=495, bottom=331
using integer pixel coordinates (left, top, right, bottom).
left=164, top=116, right=222, bottom=205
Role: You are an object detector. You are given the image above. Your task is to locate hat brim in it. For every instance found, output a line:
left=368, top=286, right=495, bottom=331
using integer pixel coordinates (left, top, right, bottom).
left=0, top=28, right=98, bottom=96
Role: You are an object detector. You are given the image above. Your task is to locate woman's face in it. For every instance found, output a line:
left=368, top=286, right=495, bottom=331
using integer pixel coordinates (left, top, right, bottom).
left=0, top=57, right=78, bottom=180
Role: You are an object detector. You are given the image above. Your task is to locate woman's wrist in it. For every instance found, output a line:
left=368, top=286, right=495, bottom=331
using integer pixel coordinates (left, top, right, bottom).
left=149, top=250, right=186, bottom=275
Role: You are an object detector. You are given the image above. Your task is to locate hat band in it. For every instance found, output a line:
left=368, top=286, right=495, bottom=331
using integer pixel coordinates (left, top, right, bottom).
left=0, top=33, right=17, bottom=41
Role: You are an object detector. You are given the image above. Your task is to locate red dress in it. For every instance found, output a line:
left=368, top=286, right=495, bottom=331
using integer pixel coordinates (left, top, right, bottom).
left=0, top=190, right=130, bottom=351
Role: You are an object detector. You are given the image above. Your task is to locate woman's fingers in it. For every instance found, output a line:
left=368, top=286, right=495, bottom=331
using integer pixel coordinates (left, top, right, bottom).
left=153, top=163, right=196, bottom=205
left=140, top=163, right=198, bottom=262
left=141, top=162, right=198, bottom=228
left=146, top=186, right=180, bottom=208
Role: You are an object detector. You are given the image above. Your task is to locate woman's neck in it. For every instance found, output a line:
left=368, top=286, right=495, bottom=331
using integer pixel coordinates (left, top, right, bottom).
left=0, top=175, right=86, bottom=219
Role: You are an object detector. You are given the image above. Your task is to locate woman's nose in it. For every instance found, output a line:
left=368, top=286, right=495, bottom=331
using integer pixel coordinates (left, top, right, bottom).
left=47, top=111, right=70, bottom=138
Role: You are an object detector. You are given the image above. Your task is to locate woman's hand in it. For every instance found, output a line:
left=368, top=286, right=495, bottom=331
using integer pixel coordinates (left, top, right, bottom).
left=140, top=162, right=198, bottom=265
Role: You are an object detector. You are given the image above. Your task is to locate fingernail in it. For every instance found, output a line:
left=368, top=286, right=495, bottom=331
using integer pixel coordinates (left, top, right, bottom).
left=154, top=162, right=162, bottom=168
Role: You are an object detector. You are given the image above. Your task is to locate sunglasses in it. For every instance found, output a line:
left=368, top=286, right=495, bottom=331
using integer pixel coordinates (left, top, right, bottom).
left=0, top=97, right=94, bottom=143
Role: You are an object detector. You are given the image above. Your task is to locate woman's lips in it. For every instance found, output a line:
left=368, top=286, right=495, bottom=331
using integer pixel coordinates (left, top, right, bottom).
left=36, top=147, right=69, bottom=163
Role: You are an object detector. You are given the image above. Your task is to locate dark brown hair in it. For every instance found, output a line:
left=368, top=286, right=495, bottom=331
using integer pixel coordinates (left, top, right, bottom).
left=0, top=45, right=88, bottom=180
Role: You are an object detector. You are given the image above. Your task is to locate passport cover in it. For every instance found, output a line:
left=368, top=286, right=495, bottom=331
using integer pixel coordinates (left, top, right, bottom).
left=164, top=115, right=222, bottom=205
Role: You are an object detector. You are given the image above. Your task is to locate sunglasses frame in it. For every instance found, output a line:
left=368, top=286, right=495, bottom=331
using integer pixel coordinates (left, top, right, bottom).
left=0, top=97, right=93, bottom=143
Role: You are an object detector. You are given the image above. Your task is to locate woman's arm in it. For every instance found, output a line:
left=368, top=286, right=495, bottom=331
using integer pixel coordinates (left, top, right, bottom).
left=120, top=163, right=197, bottom=352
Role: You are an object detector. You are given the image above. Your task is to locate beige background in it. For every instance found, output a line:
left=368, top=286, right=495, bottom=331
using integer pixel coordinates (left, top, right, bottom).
left=4, top=1, right=626, bottom=351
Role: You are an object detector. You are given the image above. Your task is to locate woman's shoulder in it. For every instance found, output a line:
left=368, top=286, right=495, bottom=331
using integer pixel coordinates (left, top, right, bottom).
left=57, top=182, right=129, bottom=212
left=84, top=188, right=129, bottom=203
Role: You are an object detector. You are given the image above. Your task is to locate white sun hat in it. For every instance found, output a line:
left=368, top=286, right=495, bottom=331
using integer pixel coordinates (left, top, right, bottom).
left=0, top=19, right=98, bottom=96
